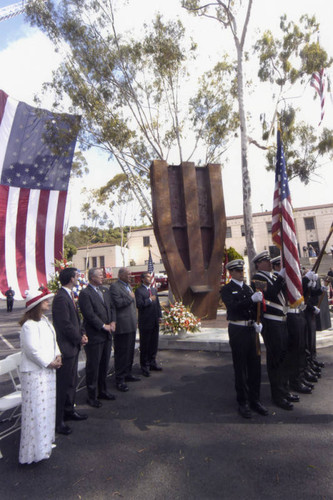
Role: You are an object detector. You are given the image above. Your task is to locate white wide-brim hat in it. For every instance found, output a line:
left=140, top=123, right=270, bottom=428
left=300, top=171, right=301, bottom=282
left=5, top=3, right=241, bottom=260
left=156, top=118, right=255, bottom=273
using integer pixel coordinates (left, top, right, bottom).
left=25, top=288, right=54, bottom=312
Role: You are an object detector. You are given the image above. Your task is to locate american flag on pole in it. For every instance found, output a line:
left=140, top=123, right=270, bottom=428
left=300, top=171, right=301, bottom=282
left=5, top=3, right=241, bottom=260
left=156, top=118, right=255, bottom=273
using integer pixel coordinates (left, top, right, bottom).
left=0, top=90, right=80, bottom=299
left=311, top=68, right=326, bottom=126
left=147, top=249, right=156, bottom=288
left=271, top=130, right=304, bottom=307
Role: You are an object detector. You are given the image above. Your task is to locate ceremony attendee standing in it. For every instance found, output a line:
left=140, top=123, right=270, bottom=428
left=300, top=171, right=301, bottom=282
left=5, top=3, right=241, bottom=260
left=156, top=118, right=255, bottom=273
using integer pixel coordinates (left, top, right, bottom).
left=220, top=259, right=268, bottom=419
left=135, top=272, right=162, bottom=377
left=5, top=286, right=15, bottom=312
left=19, top=288, right=61, bottom=464
left=78, top=268, right=116, bottom=407
left=52, top=267, right=88, bottom=435
left=110, top=268, right=139, bottom=392
left=251, top=251, right=294, bottom=410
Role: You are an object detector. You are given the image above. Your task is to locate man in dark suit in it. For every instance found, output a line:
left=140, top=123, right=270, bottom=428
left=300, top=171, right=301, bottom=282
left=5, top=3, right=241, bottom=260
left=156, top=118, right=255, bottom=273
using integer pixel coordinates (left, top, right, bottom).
left=78, top=267, right=117, bottom=407
left=135, top=272, right=162, bottom=377
left=52, top=267, right=88, bottom=435
left=110, top=268, right=140, bottom=392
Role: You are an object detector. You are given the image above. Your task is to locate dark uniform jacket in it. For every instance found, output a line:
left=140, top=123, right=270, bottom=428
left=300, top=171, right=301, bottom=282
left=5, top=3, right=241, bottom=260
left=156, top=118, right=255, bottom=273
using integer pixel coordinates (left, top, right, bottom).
left=220, top=280, right=257, bottom=321
left=251, top=271, right=286, bottom=317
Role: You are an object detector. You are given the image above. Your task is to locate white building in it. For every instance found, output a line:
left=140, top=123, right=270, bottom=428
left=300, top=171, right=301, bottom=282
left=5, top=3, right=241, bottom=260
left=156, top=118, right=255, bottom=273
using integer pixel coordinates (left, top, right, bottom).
left=72, top=203, right=333, bottom=274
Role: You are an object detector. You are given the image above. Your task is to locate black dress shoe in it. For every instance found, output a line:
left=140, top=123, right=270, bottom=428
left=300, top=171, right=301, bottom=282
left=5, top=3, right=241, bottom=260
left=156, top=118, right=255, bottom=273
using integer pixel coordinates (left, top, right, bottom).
left=313, top=359, right=325, bottom=368
left=141, top=367, right=150, bottom=377
left=303, top=371, right=318, bottom=383
left=290, top=382, right=312, bottom=394
left=56, top=423, right=72, bottom=435
left=125, top=375, right=141, bottom=382
left=307, top=367, right=321, bottom=378
left=116, top=383, right=129, bottom=392
left=238, top=403, right=252, bottom=419
left=250, top=401, right=269, bottom=416
left=309, top=363, right=321, bottom=374
left=98, top=392, right=116, bottom=400
left=286, top=393, right=300, bottom=403
left=150, top=364, right=163, bottom=371
left=300, top=378, right=314, bottom=389
left=86, top=398, right=102, bottom=408
left=273, top=398, right=293, bottom=410
left=64, top=410, right=88, bottom=421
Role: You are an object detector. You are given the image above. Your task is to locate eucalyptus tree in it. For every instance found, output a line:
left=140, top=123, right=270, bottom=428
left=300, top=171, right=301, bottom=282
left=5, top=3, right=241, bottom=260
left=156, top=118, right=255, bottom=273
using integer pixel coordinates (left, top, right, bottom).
left=26, top=0, right=238, bottom=223
left=183, top=1, right=332, bottom=269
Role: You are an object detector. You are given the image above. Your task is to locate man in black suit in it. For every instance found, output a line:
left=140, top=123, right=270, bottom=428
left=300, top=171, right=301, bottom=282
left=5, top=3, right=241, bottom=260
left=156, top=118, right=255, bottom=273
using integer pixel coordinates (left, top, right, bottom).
left=110, top=268, right=140, bottom=392
left=135, top=272, right=162, bottom=377
left=52, top=267, right=88, bottom=435
left=78, top=267, right=117, bottom=407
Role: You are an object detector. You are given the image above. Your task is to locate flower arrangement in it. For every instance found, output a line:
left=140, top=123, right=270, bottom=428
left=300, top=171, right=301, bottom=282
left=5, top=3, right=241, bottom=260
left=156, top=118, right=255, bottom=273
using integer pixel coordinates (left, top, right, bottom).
left=161, top=301, right=201, bottom=335
left=47, top=258, right=87, bottom=296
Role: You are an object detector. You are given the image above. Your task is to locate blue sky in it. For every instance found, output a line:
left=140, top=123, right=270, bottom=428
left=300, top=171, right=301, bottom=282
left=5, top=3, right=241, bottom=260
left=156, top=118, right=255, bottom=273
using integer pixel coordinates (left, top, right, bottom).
left=0, top=0, right=333, bottom=229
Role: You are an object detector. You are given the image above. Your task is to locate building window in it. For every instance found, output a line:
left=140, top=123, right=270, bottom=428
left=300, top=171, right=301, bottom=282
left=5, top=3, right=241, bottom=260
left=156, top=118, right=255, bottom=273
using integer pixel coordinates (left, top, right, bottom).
left=241, top=225, right=245, bottom=237
left=304, top=217, right=315, bottom=230
left=92, top=256, right=97, bottom=268
left=226, top=226, right=232, bottom=238
left=99, top=256, right=105, bottom=267
left=143, top=236, right=150, bottom=247
left=266, top=222, right=272, bottom=233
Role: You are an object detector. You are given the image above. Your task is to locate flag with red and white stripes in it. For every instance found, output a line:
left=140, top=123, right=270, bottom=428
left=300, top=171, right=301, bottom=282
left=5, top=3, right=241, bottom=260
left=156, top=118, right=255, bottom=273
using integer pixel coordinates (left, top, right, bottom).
left=311, top=68, right=326, bottom=126
left=147, top=249, right=156, bottom=288
left=0, top=90, right=79, bottom=299
left=271, top=130, right=304, bottom=307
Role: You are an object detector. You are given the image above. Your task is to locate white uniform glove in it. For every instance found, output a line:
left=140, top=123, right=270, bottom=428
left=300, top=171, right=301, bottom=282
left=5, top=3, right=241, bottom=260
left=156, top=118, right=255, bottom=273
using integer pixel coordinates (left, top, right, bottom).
left=251, top=291, right=263, bottom=303
left=254, top=322, right=263, bottom=334
left=321, top=285, right=328, bottom=292
left=278, top=267, right=286, bottom=279
left=305, top=271, right=318, bottom=281
left=314, top=306, right=320, bottom=315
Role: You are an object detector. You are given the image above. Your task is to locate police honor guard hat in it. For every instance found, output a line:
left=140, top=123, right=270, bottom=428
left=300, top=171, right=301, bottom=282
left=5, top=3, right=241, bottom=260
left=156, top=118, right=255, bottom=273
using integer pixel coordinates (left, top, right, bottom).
left=271, top=256, right=281, bottom=266
left=252, top=250, right=270, bottom=264
left=226, top=259, right=244, bottom=271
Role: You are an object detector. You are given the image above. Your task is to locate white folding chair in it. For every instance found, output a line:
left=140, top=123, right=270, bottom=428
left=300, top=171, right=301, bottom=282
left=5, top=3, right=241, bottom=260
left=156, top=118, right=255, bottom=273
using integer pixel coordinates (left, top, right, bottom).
left=0, top=352, right=22, bottom=457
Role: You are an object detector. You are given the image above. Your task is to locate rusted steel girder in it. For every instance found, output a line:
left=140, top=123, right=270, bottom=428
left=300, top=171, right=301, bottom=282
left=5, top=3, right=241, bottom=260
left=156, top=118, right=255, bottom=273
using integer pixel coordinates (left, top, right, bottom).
left=150, top=161, right=226, bottom=320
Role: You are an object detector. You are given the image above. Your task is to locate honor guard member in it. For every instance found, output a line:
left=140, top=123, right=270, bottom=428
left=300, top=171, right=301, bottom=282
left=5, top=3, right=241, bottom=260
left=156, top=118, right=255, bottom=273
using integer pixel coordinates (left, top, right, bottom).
left=251, top=251, right=294, bottom=410
left=302, top=270, right=325, bottom=373
left=220, top=259, right=268, bottom=419
left=271, top=256, right=310, bottom=397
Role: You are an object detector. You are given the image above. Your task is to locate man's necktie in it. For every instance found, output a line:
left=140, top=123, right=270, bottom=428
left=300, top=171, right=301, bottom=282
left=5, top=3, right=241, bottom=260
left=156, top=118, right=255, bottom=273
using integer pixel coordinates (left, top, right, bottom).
left=96, top=287, right=104, bottom=302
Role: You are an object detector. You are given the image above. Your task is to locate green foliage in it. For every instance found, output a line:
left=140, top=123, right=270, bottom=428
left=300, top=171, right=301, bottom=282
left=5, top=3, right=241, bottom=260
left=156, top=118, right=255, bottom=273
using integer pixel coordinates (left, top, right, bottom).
left=226, top=247, right=243, bottom=261
left=64, top=224, right=141, bottom=248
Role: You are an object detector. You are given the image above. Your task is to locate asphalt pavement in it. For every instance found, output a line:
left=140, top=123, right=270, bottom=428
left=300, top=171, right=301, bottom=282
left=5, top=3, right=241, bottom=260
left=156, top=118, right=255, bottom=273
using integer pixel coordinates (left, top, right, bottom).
left=1, top=302, right=333, bottom=499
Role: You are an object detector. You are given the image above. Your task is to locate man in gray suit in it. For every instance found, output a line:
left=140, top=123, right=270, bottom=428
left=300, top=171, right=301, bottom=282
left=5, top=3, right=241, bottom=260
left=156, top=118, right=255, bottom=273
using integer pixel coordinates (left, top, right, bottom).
left=110, top=268, right=140, bottom=392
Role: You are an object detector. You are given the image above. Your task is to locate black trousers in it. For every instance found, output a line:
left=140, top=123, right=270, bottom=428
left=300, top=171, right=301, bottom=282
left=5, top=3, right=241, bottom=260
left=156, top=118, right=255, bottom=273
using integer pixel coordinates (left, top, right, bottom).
left=228, top=324, right=261, bottom=405
left=262, top=319, right=289, bottom=401
left=56, top=352, right=79, bottom=426
left=304, top=310, right=316, bottom=357
left=286, top=312, right=307, bottom=383
left=139, top=323, right=159, bottom=368
left=6, top=299, right=13, bottom=312
left=113, top=332, right=136, bottom=384
left=84, top=339, right=112, bottom=399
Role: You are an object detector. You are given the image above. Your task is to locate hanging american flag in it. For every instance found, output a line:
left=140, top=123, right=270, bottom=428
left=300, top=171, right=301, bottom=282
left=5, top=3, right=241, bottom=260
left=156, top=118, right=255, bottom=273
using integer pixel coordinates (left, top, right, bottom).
left=0, top=90, right=80, bottom=299
left=311, top=68, right=326, bottom=126
left=271, top=130, right=304, bottom=307
left=147, top=249, right=156, bottom=288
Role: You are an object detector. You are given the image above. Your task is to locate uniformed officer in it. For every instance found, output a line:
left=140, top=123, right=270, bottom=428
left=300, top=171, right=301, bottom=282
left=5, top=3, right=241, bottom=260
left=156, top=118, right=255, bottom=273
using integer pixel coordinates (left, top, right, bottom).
left=220, top=259, right=268, bottom=419
left=251, top=251, right=294, bottom=410
left=271, top=256, right=311, bottom=397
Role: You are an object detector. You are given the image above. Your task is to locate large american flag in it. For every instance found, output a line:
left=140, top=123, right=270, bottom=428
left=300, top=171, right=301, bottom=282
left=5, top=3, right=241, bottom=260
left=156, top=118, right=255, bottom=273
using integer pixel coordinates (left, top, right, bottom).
left=147, top=249, right=156, bottom=288
left=311, top=68, right=326, bottom=126
left=0, top=90, right=79, bottom=299
left=271, top=130, right=304, bottom=307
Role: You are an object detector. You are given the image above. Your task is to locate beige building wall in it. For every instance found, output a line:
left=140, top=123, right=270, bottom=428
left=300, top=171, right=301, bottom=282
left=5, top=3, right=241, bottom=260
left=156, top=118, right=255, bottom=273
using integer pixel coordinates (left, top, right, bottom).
left=71, top=204, right=333, bottom=272
left=72, top=243, right=129, bottom=272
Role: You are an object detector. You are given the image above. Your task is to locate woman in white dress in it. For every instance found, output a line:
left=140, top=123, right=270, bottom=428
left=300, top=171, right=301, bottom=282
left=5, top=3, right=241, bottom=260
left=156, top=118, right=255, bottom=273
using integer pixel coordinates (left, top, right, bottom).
left=19, top=288, right=62, bottom=464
